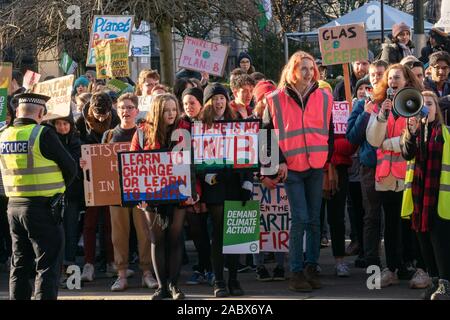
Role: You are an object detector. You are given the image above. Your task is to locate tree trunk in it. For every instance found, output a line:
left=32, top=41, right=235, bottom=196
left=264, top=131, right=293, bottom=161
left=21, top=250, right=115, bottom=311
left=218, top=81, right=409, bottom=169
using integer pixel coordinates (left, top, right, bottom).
left=157, top=19, right=174, bottom=87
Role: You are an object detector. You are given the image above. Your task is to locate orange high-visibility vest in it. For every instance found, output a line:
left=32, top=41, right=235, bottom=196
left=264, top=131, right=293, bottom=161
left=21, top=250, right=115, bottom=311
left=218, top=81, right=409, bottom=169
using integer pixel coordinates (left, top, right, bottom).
left=375, top=113, right=407, bottom=181
left=266, top=87, right=332, bottom=172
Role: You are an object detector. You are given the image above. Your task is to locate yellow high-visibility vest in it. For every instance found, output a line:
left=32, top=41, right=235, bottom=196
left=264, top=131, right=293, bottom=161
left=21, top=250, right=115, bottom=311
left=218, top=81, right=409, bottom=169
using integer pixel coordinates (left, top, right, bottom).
left=401, top=125, right=450, bottom=220
left=0, top=124, right=65, bottom=197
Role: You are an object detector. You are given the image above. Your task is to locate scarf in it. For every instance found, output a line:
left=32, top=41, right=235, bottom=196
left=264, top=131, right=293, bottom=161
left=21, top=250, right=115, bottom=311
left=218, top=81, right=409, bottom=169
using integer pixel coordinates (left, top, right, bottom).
left=398, top=43, right=413, bottom=58
left=411, top=122, right=443, bottom=232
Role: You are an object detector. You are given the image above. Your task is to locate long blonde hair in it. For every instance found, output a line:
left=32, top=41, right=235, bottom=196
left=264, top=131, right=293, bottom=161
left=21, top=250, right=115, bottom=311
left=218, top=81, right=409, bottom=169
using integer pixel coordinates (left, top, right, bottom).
left=144, top=93, right=179, bottom=149
left=278, top=51, right=319, bottom=89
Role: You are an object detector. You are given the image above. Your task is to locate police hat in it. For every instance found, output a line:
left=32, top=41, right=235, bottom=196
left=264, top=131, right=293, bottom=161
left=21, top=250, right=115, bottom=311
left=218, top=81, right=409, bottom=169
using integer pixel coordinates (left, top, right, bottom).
left=14, top=92, right=51, bottom=115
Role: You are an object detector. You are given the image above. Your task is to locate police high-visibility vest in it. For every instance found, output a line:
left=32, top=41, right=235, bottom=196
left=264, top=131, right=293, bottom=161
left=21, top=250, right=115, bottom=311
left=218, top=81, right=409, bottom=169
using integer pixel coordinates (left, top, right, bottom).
left=401, top=125, right=450, bottom=220
left=375, top=114, right=407, bottom=182
left=0, top=124, right=66, bottom=197
left=266, top=87, right=332, bottom=172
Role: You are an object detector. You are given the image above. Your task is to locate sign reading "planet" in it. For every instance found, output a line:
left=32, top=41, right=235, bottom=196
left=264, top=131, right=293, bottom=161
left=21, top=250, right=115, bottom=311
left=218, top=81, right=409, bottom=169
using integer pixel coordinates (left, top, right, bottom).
left=318, top=23, right=368, bottom=66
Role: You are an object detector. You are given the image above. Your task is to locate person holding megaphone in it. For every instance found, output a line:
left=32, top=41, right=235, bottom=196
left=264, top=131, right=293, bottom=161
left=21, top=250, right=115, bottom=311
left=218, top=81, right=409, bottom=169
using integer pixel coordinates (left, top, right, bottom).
left=366, top=64, right=424, bottom=288
left=400, top=91, right=450, bottom=300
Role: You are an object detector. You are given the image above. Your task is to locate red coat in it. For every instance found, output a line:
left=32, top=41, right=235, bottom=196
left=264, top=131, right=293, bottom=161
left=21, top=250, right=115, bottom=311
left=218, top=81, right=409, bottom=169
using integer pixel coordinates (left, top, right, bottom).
left=331, top=134, right=358, bottom=166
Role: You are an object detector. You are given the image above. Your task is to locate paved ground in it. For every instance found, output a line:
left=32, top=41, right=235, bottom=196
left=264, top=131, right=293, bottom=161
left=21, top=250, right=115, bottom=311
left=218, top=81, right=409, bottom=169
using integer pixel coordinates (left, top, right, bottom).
left=0, top=240, right=422, bottom=300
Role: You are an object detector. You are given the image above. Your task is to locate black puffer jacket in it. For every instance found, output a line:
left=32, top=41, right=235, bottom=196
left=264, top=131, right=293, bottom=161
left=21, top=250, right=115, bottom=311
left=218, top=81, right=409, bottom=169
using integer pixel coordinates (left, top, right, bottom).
left=379, top=37, right=414, bottom=65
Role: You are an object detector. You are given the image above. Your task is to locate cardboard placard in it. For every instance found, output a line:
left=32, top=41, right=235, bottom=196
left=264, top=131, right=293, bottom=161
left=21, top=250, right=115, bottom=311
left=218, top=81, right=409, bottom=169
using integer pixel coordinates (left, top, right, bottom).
left=23, top=70, right=41, bottom=90
left=0, top=62, right=12, bottom=126
left=118, top=150, right=192, bottom=205
left=32, top=75, right=74, bottom=121
left=318, top=23, right=368, bottom=66
left=106, top=79, right=128, bottom=94
left=332, top=101, right=350, bottom=134
left=191, top=120, right=260, bottom=172
left=94, top=37, right=130, bottom=79
left=223, top=200, right=260, bottom=254
left=253, top=183, right=290, bottom=252
left=86, top=15, right=134, bottom=66
left=178, top=36, right=229, bottom=77
left=81, top=142, right=131, bottom=206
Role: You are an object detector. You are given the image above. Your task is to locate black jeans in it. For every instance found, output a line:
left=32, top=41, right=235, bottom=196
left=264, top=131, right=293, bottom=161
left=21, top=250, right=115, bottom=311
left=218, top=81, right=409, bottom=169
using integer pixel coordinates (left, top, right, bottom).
left=416, top=216, right=450, bottom=280
left=327, top=165, right=349, bottom=258
left=381, top=191, right=404, bottom=271
left=8, top=200, right=64, bottom=300
left=347, top=181, right=365, bottom=255
left=186, top=211, right=212, bottom=273
left=360, top=166, right=382, bottom=265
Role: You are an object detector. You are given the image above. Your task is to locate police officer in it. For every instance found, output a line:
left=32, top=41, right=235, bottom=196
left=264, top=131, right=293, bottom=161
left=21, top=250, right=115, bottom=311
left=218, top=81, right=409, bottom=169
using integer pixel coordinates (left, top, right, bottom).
left=0, top=93, right=77, bottom=300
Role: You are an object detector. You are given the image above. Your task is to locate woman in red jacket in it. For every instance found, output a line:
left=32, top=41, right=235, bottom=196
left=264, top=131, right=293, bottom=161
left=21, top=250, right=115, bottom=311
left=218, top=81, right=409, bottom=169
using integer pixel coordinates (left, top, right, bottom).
left=131, top=93, right=193, bottom=300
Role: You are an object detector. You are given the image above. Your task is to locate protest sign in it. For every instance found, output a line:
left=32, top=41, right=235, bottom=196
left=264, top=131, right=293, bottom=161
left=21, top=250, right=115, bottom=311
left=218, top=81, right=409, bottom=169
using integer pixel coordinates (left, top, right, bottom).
left=94, top=37, right=130, bottom=79
left=81, top=142, right=131, bottom=206
left=178, top=36, right=229, bottom=77
left=87, top=15, right=134, bottom=66
left=332, top=101, right=350, bottom=134
left=118, top=150, right=192, bottom=205
left=106, top=79, right=129, bottom=94
left=191, top=120, right=260, bottom=172
left=253, top=183, right=290, bottom=252
left=32, top=75, right=74, bottom=121
left=0, top=62, right=12, bottom=126
left=318, top=23, right=367, bottom=108
left=318, top=23, right=368, bottom=66
left=223, top=200, right=260, bottom=254
left=23, top=70, right=41, bottom=90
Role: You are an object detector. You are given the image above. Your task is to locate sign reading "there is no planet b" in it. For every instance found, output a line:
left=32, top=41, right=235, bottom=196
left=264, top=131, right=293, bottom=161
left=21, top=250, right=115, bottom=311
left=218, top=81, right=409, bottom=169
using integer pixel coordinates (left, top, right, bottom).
left=318, top=23, right=368, bottom=66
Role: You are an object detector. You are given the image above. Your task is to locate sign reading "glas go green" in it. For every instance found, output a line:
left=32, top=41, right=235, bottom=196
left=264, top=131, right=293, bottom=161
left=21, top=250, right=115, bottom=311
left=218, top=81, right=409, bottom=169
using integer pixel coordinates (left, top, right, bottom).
left=318, top=23, right=368, bottom=66
left=223, top=200, right=260, bottom=254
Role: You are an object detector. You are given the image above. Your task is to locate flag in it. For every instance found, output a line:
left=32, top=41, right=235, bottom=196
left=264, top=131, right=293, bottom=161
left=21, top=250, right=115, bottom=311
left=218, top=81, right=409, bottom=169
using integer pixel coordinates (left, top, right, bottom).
left=257, top=0, right=272, bottom=31
left=60, top=52, right=78, bottom=75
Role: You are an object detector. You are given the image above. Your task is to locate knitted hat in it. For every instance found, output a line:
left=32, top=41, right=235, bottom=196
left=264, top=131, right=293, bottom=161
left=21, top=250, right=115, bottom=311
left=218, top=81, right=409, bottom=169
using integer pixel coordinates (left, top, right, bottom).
left=237, top=52, right=252, bottom=65
left=353, top=76, right=371, bottom=98
left=203, top=82, right=229, bottom=105
left=392, top=22, right=410, bottom=38
left=182, top=87, right=203, bottom=105
left=253, top=80, right=276, bottom=103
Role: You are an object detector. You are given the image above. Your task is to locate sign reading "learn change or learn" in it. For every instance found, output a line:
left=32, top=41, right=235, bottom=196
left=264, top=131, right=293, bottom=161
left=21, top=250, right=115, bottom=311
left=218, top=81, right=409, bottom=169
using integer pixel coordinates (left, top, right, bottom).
left=318, top=23, right=368, bottom=66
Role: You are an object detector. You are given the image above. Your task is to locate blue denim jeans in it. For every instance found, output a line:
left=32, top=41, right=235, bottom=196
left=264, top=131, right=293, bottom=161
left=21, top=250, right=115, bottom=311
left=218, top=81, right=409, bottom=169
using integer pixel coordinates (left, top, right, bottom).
left=284, top=169, right=323, bottom=272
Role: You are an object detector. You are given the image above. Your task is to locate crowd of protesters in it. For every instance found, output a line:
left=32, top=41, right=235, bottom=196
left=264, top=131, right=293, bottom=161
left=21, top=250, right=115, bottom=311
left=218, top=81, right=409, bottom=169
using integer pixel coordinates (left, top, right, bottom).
left=1, top=24, right=450, bottom=301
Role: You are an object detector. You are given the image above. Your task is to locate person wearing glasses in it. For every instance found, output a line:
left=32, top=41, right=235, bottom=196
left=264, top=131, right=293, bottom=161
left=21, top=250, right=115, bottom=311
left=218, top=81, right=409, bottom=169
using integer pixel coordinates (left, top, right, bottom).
left=101, top=93, right=157, bottom=292
left=423, top=52, right=450, bottom=125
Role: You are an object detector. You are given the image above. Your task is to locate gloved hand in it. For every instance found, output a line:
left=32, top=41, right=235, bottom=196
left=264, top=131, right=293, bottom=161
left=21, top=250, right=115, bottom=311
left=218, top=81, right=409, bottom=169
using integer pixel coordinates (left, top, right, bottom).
left=205, top=173, right=219, bottom=185
left=240, top=181, right=253, bottom=206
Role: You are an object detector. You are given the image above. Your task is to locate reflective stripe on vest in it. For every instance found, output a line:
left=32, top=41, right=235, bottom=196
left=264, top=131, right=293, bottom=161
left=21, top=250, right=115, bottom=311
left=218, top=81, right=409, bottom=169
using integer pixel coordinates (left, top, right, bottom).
left=401, top=125, right=450, bottom=220
left=375, top=115, right=407, bottom=181
left=0, top=124, right=66, bottom=197
left=267, top=88, right=332, bottom=172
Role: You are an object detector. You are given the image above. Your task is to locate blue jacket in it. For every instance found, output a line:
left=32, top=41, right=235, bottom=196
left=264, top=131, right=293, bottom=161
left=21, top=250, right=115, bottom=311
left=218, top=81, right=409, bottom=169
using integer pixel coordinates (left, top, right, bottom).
left=346, top=99, right=377, bottom=168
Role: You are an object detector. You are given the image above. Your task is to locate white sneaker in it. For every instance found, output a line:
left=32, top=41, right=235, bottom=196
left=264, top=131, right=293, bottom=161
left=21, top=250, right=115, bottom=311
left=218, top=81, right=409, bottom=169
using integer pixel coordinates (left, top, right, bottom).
left=111, top=277, right=128, bottom=292
left=335, top=263, right=350, bottom=277
left=380, top=268, right=399, bottom=288
left=81, top=263, right=95, bottom=282
left=142, top=273, right=159, bottom=289
left=410, top=268, right=432, bottom=289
